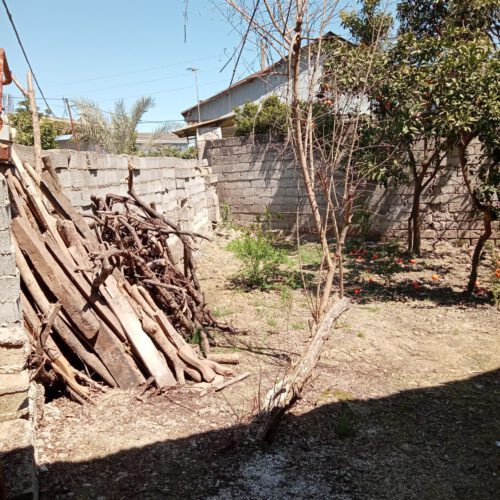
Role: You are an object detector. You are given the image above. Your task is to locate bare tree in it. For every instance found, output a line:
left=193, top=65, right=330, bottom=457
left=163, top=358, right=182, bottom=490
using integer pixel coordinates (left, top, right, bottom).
left=223, top=0, right=391, bottom=318
left=222, top=0, right=392, bottom=439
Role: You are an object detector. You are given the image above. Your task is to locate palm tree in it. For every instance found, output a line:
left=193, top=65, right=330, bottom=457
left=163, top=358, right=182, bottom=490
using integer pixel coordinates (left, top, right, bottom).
left=73, top=97, right=158, bottom=154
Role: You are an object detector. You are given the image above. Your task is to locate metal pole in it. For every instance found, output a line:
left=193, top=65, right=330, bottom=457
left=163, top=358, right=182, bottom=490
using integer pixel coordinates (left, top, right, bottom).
left=194, top=71, right=201, bottom=123
left=187, top=67, right=201, bottom=122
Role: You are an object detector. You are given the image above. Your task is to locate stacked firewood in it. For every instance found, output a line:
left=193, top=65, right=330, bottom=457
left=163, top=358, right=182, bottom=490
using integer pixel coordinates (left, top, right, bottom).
left=6, top=148, right=233, bottom=402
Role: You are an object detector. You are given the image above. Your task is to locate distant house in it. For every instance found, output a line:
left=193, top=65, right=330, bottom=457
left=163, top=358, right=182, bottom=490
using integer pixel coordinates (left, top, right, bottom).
left=55, top=132, right=188, bottom=153
left=135, top=132, right=188, bottom=154
left=174, top=32, right=351, bottom=142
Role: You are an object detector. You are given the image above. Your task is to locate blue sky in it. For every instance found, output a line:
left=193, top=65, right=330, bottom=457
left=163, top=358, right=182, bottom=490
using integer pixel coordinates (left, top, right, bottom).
left=1, top=1, right=359, bottom=131
left=1, top=0, right=264, bottom=131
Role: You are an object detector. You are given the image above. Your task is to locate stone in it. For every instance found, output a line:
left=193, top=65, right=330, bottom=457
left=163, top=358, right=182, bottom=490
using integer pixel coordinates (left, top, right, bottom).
left=0, top=371, right=30, bottom=422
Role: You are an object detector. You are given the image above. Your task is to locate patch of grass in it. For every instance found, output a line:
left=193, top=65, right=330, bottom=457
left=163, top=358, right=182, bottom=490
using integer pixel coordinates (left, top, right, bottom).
left=212, top=306, right=232, bottom=318
left=335, top=321, right=352, bottom=330
left=291, top=321, right=306, bottom=331
left=297, top=243, right=323, bottom=267
left=335, top=403, right=356, bottom=438
left=251, top=298, right=265, bottom=308
left=267, top=317, right=278, bottom=329
left=333, top=390, right=355, bottom=401
left=279, top=285, right=293, bottom=309
left=356, top=331, right=365, bottom=338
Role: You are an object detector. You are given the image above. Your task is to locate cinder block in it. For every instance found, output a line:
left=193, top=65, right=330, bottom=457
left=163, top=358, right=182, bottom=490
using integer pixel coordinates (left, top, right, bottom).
left=0, top=299, right=21, bottom=326
left=0, top=275, right=20, bottom=304
left=0, top=371, right=29, bottom=422
left=0, top=201, right=11, bottom=232
left=0, top=324, right=27, bottom=372
left=0, top=251, right=16, bottom=277
left=0, top=325, right=26, bottom=348
left=0, top=231, right=12, bottom=254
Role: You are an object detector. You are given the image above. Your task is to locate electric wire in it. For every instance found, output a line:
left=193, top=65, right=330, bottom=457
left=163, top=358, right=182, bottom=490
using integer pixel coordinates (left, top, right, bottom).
left=1, top=0, right=55, bottom=116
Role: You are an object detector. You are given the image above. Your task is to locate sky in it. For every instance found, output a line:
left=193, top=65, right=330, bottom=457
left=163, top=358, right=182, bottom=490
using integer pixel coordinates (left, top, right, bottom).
left=0, top=1, right=357, bottom=132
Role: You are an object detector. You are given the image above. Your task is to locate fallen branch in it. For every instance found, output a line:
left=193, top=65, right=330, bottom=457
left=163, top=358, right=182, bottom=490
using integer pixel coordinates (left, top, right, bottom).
left=257, top=297, right=351, bottom=441
left=199, top=371, right=251, bottom=397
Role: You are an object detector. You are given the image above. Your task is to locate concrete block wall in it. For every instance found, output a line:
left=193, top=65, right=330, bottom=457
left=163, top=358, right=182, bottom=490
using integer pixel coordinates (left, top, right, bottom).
left=204, top=135, right=499, bottom=245
left=0, top=167, right=29, bottom=423
left=0, top=165, right=38, bottom=499
left=204, top=135, right=317, bottom=232
left=15, top=146, right=219, bottom=237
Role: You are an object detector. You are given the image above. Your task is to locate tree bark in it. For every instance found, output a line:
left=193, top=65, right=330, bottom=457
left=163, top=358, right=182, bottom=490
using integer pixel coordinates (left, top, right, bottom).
left=408, top=179, right=423, bottom=256
left=257, top=297, right=350, bottom=441
left=466, top=210, right=493, bottom=296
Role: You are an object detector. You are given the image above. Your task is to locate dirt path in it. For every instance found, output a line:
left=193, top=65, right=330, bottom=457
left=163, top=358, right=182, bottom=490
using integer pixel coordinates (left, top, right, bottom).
left=36, top=236, right=500, bottom=499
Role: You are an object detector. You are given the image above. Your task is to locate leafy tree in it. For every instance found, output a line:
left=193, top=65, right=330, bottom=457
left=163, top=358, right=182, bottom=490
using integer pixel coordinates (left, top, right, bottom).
left=340, top=0, right=393, bottom=45
left=8, top=100, right=62, bottom=150
left=74, top=97, right=157, bottom=155
left=397, top=0, right=499, bottom=44
left=234, top=95, right=289, bottom=136
left=393, top=3, right=499, bottom=289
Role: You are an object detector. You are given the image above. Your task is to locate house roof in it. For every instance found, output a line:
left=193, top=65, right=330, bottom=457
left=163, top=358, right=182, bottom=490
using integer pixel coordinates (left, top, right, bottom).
left=172, top=112, right=235, bottom=138
left=135, top=132, right=187, bottom=144
left=180, top=31, right=347, bottom=119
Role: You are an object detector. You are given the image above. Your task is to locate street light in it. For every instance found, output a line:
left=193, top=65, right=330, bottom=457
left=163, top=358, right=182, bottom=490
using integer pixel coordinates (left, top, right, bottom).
left=186, top=67, right=201, bottom=123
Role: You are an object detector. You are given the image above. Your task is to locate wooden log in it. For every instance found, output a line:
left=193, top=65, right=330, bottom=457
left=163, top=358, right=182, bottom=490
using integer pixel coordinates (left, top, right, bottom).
left=125, top=283, right=186, bottom=384
left=40, top=167, right=99, bottom=250
left=57, top=222, right=128, bottom=343
left=154, top=311, right=216, bottom=383
left=12, top=218, right=142, bottom=388
left=12, top=217, right=100, bottom=340
left=257, top=298, right=351, bottom=441
left=21, top=295, right=91, bottom=401
left=199, top=372, right=251, bottom=397
left=26, top=72, right=43, bottom=175
left=207, top=353, right=240, bottom=365
left=102, top=278, right=176, bottom=388
left=14, top=239, right=117, bottom=387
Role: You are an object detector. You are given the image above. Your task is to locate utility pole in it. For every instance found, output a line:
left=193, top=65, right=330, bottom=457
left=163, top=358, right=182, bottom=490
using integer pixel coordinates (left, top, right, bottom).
left=259, top=39, right=267, bottom=71
left=187, top=67, right=201, bottom=122
left=26, top=71, right=43, bottom=175
left=64, top=98, right=80, bottom=151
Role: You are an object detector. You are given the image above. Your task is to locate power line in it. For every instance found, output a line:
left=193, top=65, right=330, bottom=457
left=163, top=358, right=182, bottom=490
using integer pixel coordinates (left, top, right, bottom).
left=229, top=0, right=261, bottom=87
left=44, top=55, right=222, bottom=88
left=1, top=0, right=55, bottom=116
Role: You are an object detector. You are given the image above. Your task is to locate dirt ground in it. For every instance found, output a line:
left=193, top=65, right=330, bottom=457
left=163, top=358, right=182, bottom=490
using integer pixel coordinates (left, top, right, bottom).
left=36, top=233, right=500, bottom=499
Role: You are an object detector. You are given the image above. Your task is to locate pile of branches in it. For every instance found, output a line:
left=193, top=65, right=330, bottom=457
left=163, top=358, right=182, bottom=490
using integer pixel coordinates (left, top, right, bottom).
left=6, top=149, right=235, bottom=402
left=87, top=162, right=229, bottom=354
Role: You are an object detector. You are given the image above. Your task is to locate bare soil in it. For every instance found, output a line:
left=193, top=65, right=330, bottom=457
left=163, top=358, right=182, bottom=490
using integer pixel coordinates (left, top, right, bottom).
left=36, top=234, right=500, bottom=499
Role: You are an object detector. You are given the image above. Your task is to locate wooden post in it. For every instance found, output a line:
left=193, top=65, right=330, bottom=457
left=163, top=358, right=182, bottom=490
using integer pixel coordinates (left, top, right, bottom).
left=64, top=97, right=80, bottom=151
left=27, top=71, right=43, bottom=175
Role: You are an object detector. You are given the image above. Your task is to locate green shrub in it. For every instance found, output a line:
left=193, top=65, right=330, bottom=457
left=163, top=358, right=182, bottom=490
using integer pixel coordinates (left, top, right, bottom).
left=9, top=101, right=63, bottom=150
left=227, top=224, right=287, bottom=290
left=234, top=96, right=289, bottom=136
left=143, top=146, right=198, bottom=159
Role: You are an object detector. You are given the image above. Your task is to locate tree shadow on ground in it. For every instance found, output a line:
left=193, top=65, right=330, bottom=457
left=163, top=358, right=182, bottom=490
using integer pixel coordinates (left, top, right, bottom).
left=31, top=368, right=500, bottom=499
left=285, top=239, right=494, bottom=308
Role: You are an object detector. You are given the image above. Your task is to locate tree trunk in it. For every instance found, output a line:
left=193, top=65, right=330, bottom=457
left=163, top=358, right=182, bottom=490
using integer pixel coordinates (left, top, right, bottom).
left=465, top=210, right=492, bottom=296
left=408, top=180, right=423, bottom=256
left=257, top=297, right=351, bottom=441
